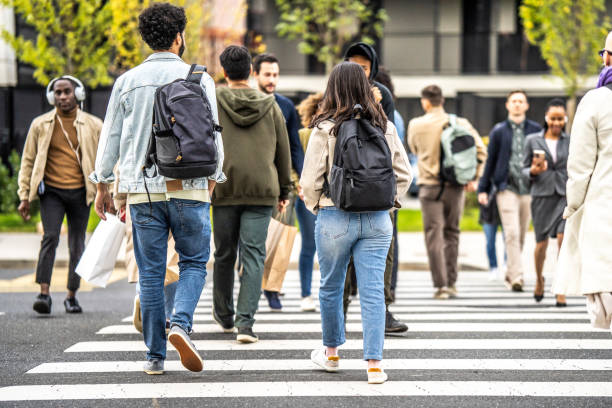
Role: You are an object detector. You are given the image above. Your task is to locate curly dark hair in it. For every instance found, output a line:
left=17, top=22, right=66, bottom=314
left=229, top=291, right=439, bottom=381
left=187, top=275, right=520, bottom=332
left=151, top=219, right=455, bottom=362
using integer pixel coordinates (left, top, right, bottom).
left=138, top=3, right=186, bottom=51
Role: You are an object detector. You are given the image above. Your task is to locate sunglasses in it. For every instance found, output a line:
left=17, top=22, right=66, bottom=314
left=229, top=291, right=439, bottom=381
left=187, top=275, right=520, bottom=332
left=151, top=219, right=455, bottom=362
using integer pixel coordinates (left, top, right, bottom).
left=599, top=49, right=612, bottom=57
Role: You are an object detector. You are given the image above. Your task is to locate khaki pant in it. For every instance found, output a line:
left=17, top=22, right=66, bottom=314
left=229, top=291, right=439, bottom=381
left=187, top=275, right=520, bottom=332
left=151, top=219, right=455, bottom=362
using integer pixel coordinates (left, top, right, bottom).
left=496, top=190, right=531, bottom=284
left=419, top=185, right=465, bottom=289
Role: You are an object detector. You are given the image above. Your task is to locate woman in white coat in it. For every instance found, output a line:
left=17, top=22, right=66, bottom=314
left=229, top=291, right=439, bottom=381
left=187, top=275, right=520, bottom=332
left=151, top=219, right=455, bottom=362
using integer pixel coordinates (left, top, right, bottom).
left=553, top=64, right=612, bottom=330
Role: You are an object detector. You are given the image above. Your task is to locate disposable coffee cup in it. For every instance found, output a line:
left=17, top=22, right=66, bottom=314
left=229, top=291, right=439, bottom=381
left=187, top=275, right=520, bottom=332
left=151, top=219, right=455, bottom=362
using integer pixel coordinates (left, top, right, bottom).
left=533, top=149, right=546, bottom=158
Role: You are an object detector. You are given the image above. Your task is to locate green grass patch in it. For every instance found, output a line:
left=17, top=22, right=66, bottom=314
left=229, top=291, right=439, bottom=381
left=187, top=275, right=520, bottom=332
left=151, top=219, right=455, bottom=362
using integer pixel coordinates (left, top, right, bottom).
left=396, top=207, right=481, bottom=232
left=0, top=206, right=102, bottom=233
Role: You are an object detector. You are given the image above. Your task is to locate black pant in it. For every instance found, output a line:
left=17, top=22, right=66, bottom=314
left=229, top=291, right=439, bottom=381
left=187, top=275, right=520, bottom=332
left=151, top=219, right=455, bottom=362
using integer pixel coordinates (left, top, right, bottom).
left=36, top=185, right=90, bottom=292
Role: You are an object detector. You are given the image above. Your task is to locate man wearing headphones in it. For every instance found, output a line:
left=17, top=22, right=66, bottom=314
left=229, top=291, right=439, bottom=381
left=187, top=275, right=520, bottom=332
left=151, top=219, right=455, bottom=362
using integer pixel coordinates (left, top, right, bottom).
left=17, top=75, right=102, bottom=314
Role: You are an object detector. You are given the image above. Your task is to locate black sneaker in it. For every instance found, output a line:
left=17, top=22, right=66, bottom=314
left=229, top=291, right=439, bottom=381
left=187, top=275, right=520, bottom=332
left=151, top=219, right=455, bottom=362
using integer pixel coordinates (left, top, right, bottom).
left=33, top=294, right=52, bottom=314
left=64, top=297, right=82, bottom=313
left=385, top=310, right=408, bottom=334
left=236, top=327, right=259, bottom=343
left=263, top=290, right=282, bottom=312
left=212, top=307, right=235, bottom=333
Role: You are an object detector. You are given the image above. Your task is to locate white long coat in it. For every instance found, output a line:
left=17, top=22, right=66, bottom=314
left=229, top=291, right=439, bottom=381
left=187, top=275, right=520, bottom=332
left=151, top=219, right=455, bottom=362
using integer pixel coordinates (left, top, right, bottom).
left=553, top=86, right=612, bottom=296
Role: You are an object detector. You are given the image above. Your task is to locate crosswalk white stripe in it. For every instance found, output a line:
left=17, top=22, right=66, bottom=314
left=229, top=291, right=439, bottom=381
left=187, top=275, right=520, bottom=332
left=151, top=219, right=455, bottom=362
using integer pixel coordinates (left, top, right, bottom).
left=121, top=312, right=590, bottom=323
left=26, top=358, right=612, bottom=374
left=2, top=381, right=612, bottom=400
left=64, top=338, right=612, bottom=353
left=211, top=291, right=575, bottom=299
left=194, top=298, right=585, bottom=307
left=206, top=305, right=587, bottom=313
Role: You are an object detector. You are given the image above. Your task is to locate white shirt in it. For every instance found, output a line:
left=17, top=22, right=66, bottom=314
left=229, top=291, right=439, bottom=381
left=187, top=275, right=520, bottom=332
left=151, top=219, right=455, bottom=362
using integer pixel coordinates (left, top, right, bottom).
left=546, top=138, right=558, bottom=162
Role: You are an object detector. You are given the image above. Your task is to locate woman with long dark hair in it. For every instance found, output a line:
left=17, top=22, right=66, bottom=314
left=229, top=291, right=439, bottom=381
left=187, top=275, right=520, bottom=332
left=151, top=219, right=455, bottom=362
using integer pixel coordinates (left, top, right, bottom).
left=300, top=62, right=411, bottom=384
left=523, top=98, right=570, bottom=306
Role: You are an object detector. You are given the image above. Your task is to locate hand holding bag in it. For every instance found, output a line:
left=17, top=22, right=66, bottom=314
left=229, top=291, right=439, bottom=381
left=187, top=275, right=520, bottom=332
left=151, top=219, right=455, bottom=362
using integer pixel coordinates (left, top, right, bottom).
left=76, top=213, right=126, bottom=287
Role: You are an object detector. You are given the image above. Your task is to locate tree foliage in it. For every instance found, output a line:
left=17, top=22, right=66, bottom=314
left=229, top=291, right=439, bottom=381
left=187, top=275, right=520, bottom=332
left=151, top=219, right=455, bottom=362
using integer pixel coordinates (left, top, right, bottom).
left=520, top=0, right=610, bottom=117
left=275, top=0, right=387, bottom=73
left=0, top=0, right=113, bottom=87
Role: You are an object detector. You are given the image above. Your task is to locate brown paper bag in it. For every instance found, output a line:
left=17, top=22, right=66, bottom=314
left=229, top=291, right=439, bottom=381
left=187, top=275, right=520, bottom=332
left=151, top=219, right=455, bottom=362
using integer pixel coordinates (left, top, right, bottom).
left=262, top=214, right=297, bottom=292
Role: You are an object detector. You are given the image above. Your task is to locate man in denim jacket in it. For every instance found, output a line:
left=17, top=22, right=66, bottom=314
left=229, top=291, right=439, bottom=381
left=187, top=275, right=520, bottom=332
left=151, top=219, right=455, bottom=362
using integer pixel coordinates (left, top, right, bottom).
left=90, top=3, right=225, bottom=375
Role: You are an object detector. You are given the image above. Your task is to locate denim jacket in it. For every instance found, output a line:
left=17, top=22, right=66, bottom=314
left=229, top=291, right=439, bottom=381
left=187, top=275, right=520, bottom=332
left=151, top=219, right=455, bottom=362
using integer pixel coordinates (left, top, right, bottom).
left=89, top=52, right=225, bottom=193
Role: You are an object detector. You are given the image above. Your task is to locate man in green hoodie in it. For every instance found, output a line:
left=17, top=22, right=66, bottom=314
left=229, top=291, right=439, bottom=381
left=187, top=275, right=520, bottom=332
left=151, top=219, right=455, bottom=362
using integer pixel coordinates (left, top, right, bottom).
left=211, top=45, right=292, bottom=343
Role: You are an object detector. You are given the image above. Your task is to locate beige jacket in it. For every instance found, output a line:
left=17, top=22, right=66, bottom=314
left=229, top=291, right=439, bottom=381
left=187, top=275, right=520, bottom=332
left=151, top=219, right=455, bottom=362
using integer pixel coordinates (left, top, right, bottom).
left=408, top=106, right=486, bottom=185
left=300, top=120, right=412, bottom=213
left=18, top=109, right=103, bottom=205
left=553, top=86, right=612, bottom=296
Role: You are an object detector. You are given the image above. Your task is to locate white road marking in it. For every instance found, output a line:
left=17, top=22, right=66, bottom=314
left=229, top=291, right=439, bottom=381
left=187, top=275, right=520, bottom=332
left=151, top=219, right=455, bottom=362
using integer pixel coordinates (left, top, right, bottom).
left=64, top=338, right=612, bottom=353
left=2, top=381, right=612, bottom=400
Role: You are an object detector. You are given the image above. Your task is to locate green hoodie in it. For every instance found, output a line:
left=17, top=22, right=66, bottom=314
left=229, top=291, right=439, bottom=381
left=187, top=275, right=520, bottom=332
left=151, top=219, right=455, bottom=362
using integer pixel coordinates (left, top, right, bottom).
left=212, top=86, right=292, bottom=206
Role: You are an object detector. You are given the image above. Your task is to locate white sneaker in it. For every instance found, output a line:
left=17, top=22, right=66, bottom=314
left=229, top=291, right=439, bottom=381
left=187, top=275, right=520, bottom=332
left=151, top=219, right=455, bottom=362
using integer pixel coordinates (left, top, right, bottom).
left=300, top=296, right=316, bottom=312
left=311, top=349, right=339, bottom=372
left=367, top=367, right=388, bottom=384
left=488, top=267, right=498, bottom=281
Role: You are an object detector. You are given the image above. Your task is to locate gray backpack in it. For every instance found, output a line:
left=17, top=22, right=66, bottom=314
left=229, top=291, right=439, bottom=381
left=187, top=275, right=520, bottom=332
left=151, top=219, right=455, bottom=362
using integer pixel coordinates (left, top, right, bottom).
left=440, top=114, right=477, bottom=186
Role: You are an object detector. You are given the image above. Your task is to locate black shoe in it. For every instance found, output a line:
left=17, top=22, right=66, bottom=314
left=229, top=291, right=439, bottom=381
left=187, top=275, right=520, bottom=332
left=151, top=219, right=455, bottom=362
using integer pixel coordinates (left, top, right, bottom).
left=236, top=327, right=259, bottom=343
left=212, top=306, right=235, bottom=333
left=33, top=294, right=52, bottom=314
left=556, top=301, right=567, bottom=307
left=263, top=290, right=282, bottom=312
left=64, top=297, right=82, bottom=313
left=385, top=310, right=408, bottom=333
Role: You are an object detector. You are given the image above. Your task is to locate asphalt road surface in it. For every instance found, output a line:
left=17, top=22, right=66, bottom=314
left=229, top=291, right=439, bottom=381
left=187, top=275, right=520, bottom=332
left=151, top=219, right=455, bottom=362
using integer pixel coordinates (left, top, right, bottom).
left=1, top=268, right=612, bottom=407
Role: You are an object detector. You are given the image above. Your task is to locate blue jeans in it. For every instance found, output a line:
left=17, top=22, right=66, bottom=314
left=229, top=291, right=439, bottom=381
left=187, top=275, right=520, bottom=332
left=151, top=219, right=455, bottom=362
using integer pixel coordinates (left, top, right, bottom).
left=315, top=207, right=392, bottom=361
left=483, top=223, right=506, bottom=269
left=295, top=198, right=316, bottom=298
left=131, top=199, right=211, bottom=361
left=136, top=280, right=177, bottom=321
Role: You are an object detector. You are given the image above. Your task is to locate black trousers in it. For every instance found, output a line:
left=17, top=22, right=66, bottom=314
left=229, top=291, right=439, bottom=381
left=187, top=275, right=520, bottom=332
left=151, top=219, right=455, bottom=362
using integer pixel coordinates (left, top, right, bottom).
left=35, top=185, right=90, bottom=292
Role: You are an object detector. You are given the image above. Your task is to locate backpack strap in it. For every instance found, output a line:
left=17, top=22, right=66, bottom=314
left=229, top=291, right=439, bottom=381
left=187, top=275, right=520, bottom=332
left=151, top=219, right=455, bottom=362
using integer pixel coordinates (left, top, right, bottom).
left=186, top=64, right=207, bottom=84
left=448, top=113, right=457, bottom=127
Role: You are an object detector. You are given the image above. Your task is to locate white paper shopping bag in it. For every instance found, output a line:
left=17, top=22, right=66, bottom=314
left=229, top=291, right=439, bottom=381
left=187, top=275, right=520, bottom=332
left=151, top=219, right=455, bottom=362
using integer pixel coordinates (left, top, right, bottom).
left=76, top=213, right=126, bottom=287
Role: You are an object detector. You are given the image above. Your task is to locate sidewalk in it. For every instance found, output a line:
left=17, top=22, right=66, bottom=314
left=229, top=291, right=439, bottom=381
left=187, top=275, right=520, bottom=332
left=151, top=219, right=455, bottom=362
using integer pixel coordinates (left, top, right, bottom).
left=0, top=230, right=560, bottom=278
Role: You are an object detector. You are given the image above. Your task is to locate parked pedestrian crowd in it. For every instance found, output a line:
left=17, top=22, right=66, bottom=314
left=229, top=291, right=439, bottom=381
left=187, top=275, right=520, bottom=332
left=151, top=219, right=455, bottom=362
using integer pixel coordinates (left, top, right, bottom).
left=15, top=1, right=612, bottom=384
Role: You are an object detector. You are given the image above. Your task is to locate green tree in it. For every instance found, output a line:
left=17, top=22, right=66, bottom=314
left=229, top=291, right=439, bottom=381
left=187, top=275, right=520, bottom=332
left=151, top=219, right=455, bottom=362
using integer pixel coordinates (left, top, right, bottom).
left=0, top=0, right=113, bottom=87
left=275, top=0, right=387, bottom=73
left=520, top=0, right=610, bottom=121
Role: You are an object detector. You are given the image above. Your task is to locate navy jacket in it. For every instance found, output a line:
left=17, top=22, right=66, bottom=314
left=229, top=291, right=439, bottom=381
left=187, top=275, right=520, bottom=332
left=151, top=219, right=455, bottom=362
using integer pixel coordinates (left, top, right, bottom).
left=275, top=93, right=304, bottom=175
left=478, top=119, right=542, bottom=194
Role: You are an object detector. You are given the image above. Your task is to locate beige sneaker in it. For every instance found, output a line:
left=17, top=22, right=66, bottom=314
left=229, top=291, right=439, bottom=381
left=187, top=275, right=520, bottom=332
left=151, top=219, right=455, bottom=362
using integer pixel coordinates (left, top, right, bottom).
left=433, top=288, right=450, bottom=300
left=367, top=367, right=388, bottom=384
left=133, top=295, right=142, bottom=333
left=446, top=286, right=458, bottom=298
left=311, top=349, right=339, bottom=372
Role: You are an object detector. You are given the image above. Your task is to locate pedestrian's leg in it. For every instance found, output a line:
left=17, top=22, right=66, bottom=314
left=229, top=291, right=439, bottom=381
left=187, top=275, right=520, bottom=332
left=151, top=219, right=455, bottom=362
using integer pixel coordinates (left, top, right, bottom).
left=315, top=208, right=355, bottom=354
left=168, top=200, right=211, bottom=332
left=534, top=238, right=548, bottom=299
left=130, top=202, right=169, bottom=362
left=295, top=198, right=316, bottom=298
left=235, top=206, right=273, bottom=329
left=342, top=259, right=355, bottom=317
left=64, top=188, right=90, bottom=299
left=483, top=223, right=498, bottom=270
left=384, top=211, right=395, bottom=305
left=496, top=190, right=523, bottom=286
left=442, top=186, right=464, bottom=288
left=555, top=233, right=566, bottom=305
left=518, top=195, right=532, bottom=251
left=212, top=206, right=241, bottom=324
left=419, top=186, right=447, bottom=290
left=164, top=281, right=178, bottom=321
left=35, top=188, right=66, bottom=296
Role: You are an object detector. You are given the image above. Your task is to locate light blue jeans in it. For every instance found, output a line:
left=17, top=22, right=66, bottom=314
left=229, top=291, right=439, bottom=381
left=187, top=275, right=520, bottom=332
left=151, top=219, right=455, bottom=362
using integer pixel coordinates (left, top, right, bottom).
left=131, top=199, right=211, bottom=361
left=315, top=207, right=392, bottom=361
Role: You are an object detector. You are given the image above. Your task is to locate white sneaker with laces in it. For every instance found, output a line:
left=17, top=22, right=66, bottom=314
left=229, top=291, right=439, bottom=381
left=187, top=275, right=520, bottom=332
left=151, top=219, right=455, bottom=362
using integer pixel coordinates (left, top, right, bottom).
left=300, top=296, right=316, bottom=312
left=311, top=349, right=339, bottom=372
left=367, top=367, right=388, bottom=384
left=488, top=267, right=498, bottom=281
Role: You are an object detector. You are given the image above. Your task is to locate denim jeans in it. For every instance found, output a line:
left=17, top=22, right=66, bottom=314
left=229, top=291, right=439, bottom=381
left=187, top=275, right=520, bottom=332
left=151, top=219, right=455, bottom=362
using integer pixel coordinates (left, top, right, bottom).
left=130, top=199, right=211, bottom=361
left=295, top=198, right=316, bottom=298
left=315, top=207, right=392, bottom=361
left=136, top=280, right=177, bottom=321
left=212, top=205, right=273, bottom=328
left=483, top=223, right=506, bottom=269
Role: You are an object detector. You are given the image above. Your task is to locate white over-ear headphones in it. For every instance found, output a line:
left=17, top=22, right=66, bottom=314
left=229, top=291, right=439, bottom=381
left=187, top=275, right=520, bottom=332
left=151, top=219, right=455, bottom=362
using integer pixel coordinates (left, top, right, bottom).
left=46, top=75, right=86, bottom=105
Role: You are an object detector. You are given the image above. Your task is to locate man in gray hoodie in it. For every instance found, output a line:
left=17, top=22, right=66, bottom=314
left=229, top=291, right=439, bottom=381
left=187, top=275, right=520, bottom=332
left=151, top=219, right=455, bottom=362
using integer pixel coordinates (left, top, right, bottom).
left=211, top=45, right=292, bottom=344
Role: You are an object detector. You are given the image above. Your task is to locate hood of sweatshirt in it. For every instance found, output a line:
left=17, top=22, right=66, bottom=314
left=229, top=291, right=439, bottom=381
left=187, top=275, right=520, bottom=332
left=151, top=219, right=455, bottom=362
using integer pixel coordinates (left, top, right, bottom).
left=344, top=42, right=379, bottom=81
left=216, top=87, right=276, bottom=127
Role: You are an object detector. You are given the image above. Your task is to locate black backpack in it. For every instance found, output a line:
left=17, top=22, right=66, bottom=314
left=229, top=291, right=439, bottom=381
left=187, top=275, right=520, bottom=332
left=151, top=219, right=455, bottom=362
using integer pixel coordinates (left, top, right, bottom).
left=144, top=64, right=222, bottom=179
left=325, top=105, right=396, bottom=212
